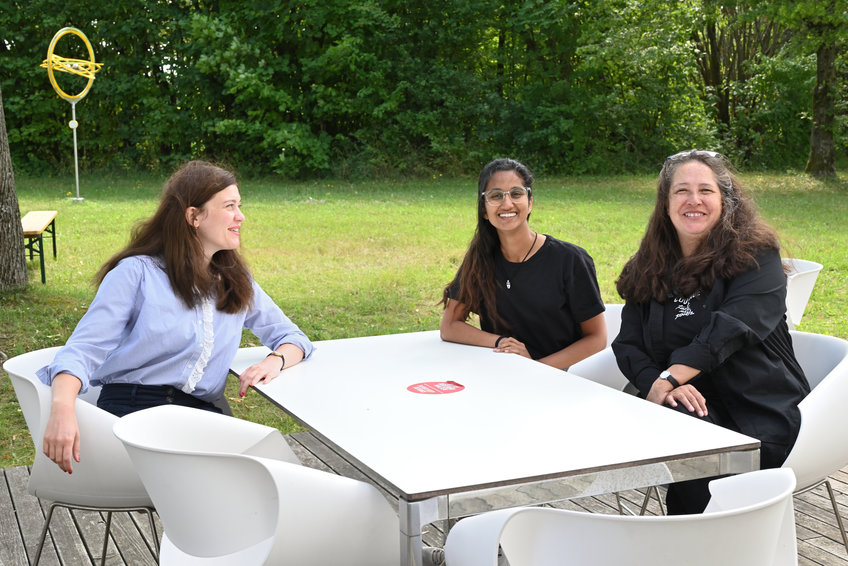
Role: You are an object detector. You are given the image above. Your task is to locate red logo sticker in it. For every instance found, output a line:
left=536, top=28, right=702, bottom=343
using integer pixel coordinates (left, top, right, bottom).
left=407, top=381, right=465, bottom=395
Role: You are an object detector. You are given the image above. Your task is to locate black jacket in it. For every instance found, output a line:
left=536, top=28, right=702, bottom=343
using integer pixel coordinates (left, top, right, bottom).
left=612, top=247, right=810, bottom=445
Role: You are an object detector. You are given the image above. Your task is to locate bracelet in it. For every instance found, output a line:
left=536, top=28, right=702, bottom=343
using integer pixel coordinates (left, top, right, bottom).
left=266, top=351, right=285, bottom=370
left=494, top=335, right=508, bottom=348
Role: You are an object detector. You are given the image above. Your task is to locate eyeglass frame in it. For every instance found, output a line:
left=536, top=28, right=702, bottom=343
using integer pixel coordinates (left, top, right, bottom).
left=480, top=186, right=533, bottom=206
left=666, top=149, right=722, bottom=163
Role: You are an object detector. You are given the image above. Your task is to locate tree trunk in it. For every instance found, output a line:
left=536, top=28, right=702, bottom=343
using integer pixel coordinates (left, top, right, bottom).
left=0, top=84, right=28, bottom=290
left=805, top=41, right=836, bottom=177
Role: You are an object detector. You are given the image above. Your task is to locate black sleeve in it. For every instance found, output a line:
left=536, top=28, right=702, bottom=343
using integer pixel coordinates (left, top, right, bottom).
left=612, top=300, right=661, bottom=395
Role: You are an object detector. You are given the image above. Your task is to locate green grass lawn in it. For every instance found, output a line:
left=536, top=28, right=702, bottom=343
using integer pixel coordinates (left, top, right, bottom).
left=2, top=171, right=846, bottom=468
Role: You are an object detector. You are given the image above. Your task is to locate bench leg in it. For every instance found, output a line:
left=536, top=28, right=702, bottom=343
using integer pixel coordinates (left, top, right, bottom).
left=37, top=235, right=46, bottom=284
left=48, top=219, right=57, bottom=258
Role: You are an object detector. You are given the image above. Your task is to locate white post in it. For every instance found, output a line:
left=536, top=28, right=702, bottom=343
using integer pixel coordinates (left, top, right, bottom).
left=70, top=101, right=83, bottom=202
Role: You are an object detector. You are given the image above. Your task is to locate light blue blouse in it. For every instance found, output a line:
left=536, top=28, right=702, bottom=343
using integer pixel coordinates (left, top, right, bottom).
left=37, top=255, right=314, bottom=401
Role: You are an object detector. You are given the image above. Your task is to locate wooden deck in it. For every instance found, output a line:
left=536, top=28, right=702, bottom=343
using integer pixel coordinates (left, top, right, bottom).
left=2, top=431, right=848, bottom=565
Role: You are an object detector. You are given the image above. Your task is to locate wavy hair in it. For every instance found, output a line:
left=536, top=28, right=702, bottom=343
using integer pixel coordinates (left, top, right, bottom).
left=616, top=151, right=779, bottom=304
left=96, top=160, right=254, bottom=313
left=440, top=157, right=534, bottom=332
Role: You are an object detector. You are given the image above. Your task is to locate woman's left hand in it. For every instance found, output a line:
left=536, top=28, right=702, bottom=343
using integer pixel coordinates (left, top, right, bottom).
left=238, top=355, right=284, bottom=397
left=494, top=337, right=531, bottom=359
left=648, top=379, right=708, bottom=417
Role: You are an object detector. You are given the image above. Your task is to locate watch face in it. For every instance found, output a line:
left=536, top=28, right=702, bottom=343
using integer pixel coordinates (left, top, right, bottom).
left=660, top=370, right=670, bottom=379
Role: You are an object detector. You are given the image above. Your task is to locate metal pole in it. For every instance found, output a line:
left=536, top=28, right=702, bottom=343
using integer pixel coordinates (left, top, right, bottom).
left=70, top=101, right=83, bottom=202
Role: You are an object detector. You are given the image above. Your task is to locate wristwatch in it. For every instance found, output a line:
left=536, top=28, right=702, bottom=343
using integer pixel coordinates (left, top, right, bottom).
left=659, top=370, right=680, bottom=388
left=266, top=351, right=286, bottom=370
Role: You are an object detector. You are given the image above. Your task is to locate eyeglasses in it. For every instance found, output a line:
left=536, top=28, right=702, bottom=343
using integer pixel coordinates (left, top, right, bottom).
left=480, top=186, right=531, bottom=205
left=666, top=149, right=722, bottom=162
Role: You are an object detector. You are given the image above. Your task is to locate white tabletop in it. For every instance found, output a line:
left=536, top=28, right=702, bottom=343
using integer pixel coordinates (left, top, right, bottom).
left=231, top=330, right=759, bottom=502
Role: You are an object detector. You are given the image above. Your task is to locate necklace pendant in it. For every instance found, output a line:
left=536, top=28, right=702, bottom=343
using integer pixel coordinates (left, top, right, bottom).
left=506, top=279, right=511, bottom=290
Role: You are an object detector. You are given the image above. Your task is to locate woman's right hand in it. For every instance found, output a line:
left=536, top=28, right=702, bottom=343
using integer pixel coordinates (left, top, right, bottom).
left=43, top=373, right=83, bottom=474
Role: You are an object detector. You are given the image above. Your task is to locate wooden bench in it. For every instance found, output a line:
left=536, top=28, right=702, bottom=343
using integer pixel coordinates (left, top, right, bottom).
left=21, top=210, right=58, bottom=284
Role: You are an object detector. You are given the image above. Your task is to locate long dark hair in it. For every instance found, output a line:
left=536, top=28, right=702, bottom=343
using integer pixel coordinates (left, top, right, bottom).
left=440, top=157, right=534, bottom=332
left=96, top=160, right=254, bottom=313
left=616, top=150, right=779, bottom=303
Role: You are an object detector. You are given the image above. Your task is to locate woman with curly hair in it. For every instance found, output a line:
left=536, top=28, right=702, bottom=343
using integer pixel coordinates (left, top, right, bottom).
left=613, top=150, right=809, bottom=514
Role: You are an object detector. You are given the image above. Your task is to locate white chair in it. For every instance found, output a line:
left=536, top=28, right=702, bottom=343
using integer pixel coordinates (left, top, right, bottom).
left=2, top=347, right=158, bottom=565
left=783, top=258, right=823, bottom=328
left=602, top=303, right=623, bottom=347
left=444, top=468, right=797, bottom=566
left=113, top=404, right=399, bottom=565
left=569, top=345, right=657, bottom=514
left=782, top=330, right=848, bottom=553
left=569, top=346, right=628, bottom=392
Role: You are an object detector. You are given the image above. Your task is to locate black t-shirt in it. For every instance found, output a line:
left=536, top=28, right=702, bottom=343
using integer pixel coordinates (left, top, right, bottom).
left=449, top=236, right=605, bottom=359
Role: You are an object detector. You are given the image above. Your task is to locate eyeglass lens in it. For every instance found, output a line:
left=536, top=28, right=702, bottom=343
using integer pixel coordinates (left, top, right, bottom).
left=484, top=187, right=528, bottom=203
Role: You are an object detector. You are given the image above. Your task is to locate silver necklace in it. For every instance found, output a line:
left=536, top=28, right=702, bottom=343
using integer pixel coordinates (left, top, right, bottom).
left=505, top=232, right=538, bottom=290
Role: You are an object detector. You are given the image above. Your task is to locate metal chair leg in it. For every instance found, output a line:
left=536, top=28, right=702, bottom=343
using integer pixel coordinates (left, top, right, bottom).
left=825, top=479, right=848, bottom=554
left=32, top=502, right=158, bottom=565
left=100, top=511, right=113, bottom=566
left=617, top=486, right=665, bottom=516
left=32, top=502, right=57, bottom=565
left=142, top=508, right=160, bottom=555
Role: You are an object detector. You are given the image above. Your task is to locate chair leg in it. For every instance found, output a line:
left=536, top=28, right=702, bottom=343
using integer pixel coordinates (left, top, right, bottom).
left=32, top=502, right=58, bottom=565
left=143, top=508, right=160, bottom=556
left=100, top=511, right=113, bottom=566
left=617, top=486, right=664, bottom=516
left=825, top=479, right=848, bottom=554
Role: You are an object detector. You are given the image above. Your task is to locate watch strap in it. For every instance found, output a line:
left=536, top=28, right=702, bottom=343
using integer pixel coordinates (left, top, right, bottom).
left=660, top=370, right=680, bottom=388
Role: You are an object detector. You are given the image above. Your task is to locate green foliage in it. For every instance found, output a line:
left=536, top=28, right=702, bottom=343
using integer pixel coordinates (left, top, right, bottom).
left=0, top=0, right=843, bottom=177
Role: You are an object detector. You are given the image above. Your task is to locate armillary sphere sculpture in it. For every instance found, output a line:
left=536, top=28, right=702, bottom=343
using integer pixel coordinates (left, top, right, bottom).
left=40, top=27, right=103, bottom=202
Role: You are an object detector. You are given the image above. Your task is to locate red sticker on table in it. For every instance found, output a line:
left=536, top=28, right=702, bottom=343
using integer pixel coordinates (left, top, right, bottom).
left=407, top=381, right=465, bottom=394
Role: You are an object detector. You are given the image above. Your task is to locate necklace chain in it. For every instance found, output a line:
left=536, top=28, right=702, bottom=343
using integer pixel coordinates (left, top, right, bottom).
left=505, top=232, right=538, bottom=290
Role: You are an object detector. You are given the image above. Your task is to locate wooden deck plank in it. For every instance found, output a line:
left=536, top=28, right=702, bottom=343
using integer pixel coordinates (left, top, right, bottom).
left=0, top=468, right=29, bottom=566
left=3, top=441, right=848, bottom=565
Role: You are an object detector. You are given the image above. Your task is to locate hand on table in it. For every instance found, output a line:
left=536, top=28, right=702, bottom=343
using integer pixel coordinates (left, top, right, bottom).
left=494, top=337, right=531, bottom=359
left=648, top=379, right=708, bottom=418
left=238, top=355, right=284, bottom=397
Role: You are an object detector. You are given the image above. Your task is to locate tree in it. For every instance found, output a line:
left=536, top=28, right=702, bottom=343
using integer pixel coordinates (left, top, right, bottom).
left=0, top=84, right=28, bottom=291
left=764, top=0, right=847, bottom=176
left=805, top=29, right=838, bottom=176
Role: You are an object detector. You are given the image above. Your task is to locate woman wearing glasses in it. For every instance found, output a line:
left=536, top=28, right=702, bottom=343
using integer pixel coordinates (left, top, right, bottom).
left=439, top=157, right=607, bottom=369
left=613, top=150, right=810, bottom=514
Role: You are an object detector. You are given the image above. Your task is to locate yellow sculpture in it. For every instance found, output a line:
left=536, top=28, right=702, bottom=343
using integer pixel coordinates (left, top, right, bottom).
left=40, top=27, right=103, bottom=201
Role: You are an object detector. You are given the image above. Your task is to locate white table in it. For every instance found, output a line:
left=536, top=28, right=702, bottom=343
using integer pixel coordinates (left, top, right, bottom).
left=230, top=330, right=759, bottom=566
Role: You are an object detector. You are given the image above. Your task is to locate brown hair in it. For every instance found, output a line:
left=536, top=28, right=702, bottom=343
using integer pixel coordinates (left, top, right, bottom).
left=96, top=160, right=254, bottom=313
left=616, top=151, right=779, bottom=303
left=440, top=157, right=534, bottom=332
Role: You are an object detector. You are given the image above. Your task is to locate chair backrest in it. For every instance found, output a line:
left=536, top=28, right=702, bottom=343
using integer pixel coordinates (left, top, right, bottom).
left=3, top=347, right=151, bottom=507
left=113, top=405, right=398, bottom=565
left=603, top=303, right=623, bottom=348
left=782, top=258, right=823, bottom=327
left=782, top=330, right=848, bottom=490
left=445, top=468, right=797, bottom=566
left=569, top=347, right=629, bottom=392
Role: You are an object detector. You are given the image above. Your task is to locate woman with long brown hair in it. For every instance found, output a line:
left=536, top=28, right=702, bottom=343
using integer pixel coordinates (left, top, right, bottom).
left=38, top=160, right=313, bottom=474
left=440, top=157, right=606, bottom=369
left=613, top=150, right=809, bottom=514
